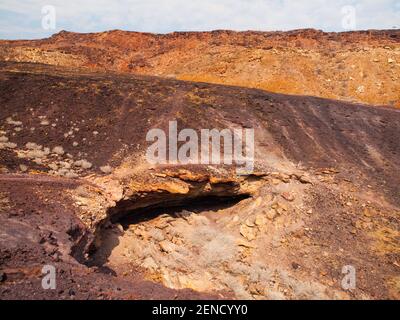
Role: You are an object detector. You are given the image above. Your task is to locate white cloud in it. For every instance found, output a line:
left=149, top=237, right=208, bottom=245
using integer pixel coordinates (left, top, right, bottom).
left=0, top=0, right=398, bottom=39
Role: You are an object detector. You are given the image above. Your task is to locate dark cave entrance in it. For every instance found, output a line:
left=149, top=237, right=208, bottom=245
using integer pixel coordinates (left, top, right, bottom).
left=85, top=194, right=251, bottom=268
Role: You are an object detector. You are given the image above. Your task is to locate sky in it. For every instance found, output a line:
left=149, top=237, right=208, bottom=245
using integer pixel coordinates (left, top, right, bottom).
left=0, top=0, right=399, bottom=39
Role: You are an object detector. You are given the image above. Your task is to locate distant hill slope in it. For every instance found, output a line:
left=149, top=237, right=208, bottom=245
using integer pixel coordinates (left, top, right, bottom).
left=0, top=29, right=399, bottom=107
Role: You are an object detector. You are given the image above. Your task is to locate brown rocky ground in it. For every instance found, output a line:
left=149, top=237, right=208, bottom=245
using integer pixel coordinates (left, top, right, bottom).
left=0, top=29, right=399, bottom=107
left=0, top=174, right=222, bottom=300
left=0, top=62, right=399, bottom=300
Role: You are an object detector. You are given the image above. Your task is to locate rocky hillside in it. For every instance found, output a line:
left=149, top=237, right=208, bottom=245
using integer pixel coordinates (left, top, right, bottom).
left=0, top=29, right=399, bottom=107
left=0, top=62, right=399, bottom=299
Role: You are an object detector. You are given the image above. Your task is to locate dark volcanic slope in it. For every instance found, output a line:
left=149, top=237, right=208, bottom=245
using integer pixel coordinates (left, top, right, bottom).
left=0, top=62, right=400, bottom=299
left=0, top=62, right=399, bottom=203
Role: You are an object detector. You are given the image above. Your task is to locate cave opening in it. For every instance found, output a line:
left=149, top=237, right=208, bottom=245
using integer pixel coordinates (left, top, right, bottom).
left=85, top=193, right=251, bottom=268
left=115, top=194, right=251, bottom=227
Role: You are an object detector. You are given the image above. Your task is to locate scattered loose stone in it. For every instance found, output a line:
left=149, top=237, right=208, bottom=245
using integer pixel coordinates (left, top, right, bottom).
left=6, top=117, right=22, bottom=126
left=141, top=257, right=158, bottom=271
left=65, top=172, right=78, bottom=179
left=265, top=209, right=277, bottom=220
left=100, top=165, right=113, bottom=174
left=278, top=202, right=288, bottom=211
left=26, top=142, right=42, bottom=150
left=154, top=173, right=167, bottom=177
left=248, top=283, right=265, bottom=295
left=245, top=217, right=255, bottom=227
left=159, top=240, right=174, bottom=253
left=48, top=163, right=58, bottom=171
left=255, top=214, right=267, bottom=226
left=3, top=142, right=17, bottom=149
left=281, top=192, right=295, bottom=202
left=263, top=194, right=274, bottom=203
left=292, top=262, right=301, bottom=270
left=56, top=168, right=70, bottom=176
left=26, top=149, right=46, bottom=159
left=299, top=175, right=312, bottom=184
left=60, top=161, right=71, bottom=169
left=75, top=159, right=92, bottom=169
left=356, top=85, right=365, bottom=94
left=271, top=178, right=281, bottom=185
left=272, top=172, right=290, bottom=183
left=237, top=240, right=257, bottom=249
left=19, top=164, right=28, bottom=172
left=52, top=146, right=65, bottom=155
left=133, top=228, right=148, bottom=239
left=149, top=229, right=165, bottom=242
left=240, top=224, right=256, bottom=241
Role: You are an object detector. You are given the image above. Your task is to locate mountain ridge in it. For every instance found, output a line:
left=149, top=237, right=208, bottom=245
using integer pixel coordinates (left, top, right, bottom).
left=1, top=28, right=399, bottom=107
